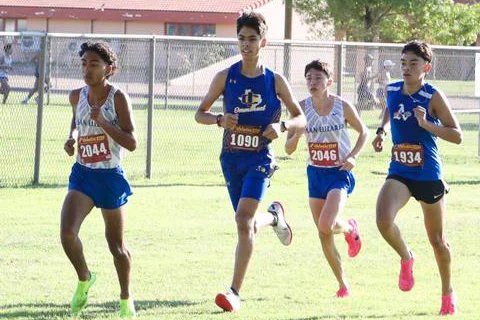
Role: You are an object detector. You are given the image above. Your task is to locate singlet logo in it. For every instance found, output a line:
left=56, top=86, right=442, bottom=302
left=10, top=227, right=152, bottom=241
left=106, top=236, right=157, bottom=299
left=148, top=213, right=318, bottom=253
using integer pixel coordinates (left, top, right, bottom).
left=234, top=89, right=266, bottom=113
left=393, top=104, right=412, bottom=121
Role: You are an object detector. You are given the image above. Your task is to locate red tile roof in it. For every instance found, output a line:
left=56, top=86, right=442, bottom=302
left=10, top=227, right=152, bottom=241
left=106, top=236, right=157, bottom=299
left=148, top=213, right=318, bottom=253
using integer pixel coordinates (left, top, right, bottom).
left=0, top=0, right=274, bottom=23
left=0, top=0, right=274, bottom=13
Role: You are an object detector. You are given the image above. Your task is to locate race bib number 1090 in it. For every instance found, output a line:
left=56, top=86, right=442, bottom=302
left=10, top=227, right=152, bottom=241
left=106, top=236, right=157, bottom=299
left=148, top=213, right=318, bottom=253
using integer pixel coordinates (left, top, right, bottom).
left=227, top=125, right=261, bottom=151
left=78, top=133, right=112, bottom=164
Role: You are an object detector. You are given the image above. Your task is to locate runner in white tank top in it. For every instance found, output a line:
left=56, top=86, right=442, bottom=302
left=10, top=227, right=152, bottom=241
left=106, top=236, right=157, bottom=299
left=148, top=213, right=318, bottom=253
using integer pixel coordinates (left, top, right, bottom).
left=285, top=60, right=368, bottom=298
left=304, top=94, right=351, bottom=168
left=60, top=41, right=137, bottom=318
left=75, top=84, right=124, bottom=169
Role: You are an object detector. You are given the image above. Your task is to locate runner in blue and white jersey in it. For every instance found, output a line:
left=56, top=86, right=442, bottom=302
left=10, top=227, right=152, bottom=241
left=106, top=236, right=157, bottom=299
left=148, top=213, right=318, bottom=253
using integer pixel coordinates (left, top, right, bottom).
left=60, top=41, right=137, bottom=318
left=285, top=60, right=368, bottom=298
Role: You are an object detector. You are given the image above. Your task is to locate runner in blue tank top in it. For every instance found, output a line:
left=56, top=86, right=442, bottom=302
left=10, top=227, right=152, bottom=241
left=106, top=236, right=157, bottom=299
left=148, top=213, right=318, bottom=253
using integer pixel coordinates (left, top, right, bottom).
left=372, top=40, right=463, bottom=316
left=195, top=11, right=306, bottom=312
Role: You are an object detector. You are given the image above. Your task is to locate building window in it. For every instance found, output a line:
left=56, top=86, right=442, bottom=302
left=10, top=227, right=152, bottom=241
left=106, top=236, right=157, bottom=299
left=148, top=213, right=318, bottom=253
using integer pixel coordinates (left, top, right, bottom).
left=0, top=18, right=27, bottom=31
left=165, top=23, right=216, bottom=37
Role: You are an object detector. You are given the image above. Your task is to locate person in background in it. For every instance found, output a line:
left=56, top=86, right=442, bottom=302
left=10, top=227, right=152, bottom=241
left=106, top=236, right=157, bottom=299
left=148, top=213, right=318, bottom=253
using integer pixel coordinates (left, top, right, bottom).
left=21, top=51, right=50, bottom=105
left=356, top=53, right=378, bottom=112
left=0, top=43, right=13, bottom=104
left=376, top=59, right=395, bottom=119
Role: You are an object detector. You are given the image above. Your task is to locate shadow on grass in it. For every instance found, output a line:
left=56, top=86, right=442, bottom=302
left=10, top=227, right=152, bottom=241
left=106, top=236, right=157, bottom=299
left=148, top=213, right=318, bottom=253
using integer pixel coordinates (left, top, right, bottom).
left=448, top=179, right=480, bottom=185
left=290, top=311, right=430, bottom=319
left=0, top=299, right=198, bottom=319
left=2, top=182, right=225, bottom=189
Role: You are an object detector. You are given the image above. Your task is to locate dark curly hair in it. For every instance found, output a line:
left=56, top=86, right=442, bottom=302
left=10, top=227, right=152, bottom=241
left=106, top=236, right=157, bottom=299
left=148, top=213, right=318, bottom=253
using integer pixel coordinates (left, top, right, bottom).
left=78, top=41, right=118, bottom=78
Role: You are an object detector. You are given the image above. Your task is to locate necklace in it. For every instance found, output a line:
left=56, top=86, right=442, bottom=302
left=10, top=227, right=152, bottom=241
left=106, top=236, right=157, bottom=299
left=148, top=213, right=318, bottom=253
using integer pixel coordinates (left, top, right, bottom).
left=404, top=84, right=427, bottom=104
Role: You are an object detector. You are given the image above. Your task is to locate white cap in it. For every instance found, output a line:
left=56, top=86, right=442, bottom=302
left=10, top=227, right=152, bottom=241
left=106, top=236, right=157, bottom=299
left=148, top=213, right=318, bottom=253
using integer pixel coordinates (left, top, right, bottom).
left=383, top=59, right=395, bottom=67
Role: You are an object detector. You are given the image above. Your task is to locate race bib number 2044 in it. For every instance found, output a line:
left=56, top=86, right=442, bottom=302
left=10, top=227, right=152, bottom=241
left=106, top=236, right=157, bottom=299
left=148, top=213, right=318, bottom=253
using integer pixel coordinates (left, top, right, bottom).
left=78, top=133, right=112, bottom=164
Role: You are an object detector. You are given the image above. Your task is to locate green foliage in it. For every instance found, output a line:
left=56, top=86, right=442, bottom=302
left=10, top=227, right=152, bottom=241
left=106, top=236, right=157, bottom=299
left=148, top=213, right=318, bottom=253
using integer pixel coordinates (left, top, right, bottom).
left=295, top=0, right=480, bottom=45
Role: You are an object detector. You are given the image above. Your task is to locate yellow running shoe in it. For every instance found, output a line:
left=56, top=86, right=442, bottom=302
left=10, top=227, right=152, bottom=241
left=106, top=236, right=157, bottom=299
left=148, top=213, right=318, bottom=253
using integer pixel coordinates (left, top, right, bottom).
left=71, top=272, right=96, bottom=316
left=119, top=298, right=136, bottom=318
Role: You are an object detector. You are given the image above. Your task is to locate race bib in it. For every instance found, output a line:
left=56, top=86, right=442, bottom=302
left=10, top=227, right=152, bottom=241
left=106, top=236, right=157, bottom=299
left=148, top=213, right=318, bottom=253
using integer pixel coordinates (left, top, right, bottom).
left=227, top=125, right=261, bottom=151
left=309, top=142, right=339, bottom=166
left=78, top=133, right=112, bottom=164
left=392, top=143, right=424, bottom=167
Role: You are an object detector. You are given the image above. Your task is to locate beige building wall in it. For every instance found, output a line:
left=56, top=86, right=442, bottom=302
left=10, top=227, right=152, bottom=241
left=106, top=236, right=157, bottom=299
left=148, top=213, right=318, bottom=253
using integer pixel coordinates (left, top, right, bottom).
left=27, top=18, right=47, bottom=32
left=93, top=21, right=125, bottom=34
left=126, top=22, right=165, bottom=35
left=257, top=0, right=313, bottom=40
left=48, top=20, right=91, bottom=33
left=216, top=24, right=235, bottom=38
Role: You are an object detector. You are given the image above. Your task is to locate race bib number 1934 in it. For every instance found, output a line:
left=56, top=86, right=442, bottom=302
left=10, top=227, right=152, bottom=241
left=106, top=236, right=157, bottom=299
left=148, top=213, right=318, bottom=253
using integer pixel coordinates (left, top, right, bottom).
left=392, top=143, right=424, bottom=167
left=78, top=133, right=112, bottom=164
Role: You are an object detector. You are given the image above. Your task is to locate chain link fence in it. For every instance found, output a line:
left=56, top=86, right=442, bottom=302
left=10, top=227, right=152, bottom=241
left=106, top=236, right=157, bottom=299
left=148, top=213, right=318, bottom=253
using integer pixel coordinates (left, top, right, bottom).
left=0, top=32, right=479, bottom=187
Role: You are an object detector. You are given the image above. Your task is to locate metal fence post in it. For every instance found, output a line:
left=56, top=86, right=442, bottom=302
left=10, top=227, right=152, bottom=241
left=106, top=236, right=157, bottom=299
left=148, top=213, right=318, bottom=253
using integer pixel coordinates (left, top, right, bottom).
left=33, top=34, right=48, bottom=185
left=336, top=42, right=344, bottom=97
left=164, top=39, right=170, bottom=110
left=146, top=36, right=156, bottom=178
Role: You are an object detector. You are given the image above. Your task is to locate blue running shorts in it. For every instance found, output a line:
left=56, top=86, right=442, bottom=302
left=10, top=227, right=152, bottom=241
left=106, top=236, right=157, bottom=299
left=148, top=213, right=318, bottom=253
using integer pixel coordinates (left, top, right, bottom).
left=220, top=151, right=277, bottom=211
left=68, top=162, right=133, bottom=209
left=307, top=165, right=355, bottom=199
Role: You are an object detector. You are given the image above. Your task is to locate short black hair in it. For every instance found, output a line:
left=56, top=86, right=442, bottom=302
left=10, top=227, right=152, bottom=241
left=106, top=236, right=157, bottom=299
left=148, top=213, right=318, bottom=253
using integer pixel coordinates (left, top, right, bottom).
left=402, top=40, right=433, bottom=63
left=236, top=11, right=268, bottom=37
left=304, top=60, right=333, bottom=79
left=4, top=43, right=11, bottom=51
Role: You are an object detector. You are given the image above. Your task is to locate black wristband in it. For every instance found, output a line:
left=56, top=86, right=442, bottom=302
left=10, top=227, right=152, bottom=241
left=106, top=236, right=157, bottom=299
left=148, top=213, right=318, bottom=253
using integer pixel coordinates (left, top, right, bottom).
left=216, top=114, right=223, bottom=127
left=376, top=127, right=386, bottom=136
left=280, top=121, right=288, bottom=132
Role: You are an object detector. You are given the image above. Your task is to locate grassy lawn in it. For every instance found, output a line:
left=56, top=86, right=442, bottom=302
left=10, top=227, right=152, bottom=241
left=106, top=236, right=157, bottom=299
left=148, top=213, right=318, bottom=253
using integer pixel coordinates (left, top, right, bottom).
left=0, top=100, right=479, bottom=319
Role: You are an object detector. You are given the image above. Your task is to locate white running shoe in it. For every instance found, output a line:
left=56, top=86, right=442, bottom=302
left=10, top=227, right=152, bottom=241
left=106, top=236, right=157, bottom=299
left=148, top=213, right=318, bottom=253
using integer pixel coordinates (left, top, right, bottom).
left=215, top=289, right=240, bottom=312
left=268, top=201, right=292, bottom=246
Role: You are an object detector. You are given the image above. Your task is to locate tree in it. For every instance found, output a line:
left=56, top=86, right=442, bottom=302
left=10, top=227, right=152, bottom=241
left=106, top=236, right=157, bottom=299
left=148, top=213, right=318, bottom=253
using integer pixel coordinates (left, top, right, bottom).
left=294, top=0, right=480, bottom=45
left=294, top=0, right=409, bottom=41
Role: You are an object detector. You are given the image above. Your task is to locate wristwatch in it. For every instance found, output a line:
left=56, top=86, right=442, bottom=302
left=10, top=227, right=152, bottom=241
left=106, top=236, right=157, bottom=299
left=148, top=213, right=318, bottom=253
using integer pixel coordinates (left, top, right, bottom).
left=216, top=114, right=223, bottom=127
left=376, top=127, right=386, bottom=136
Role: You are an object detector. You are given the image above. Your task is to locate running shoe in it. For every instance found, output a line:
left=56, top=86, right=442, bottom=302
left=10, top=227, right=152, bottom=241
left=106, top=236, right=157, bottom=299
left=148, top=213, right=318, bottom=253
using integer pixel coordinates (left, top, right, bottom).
left=71, top=271, right=96, bottom=315
left=267, top=201, right=293, bottom=246
left=344, top=218, right=362, bottom=257
left=119, top=298, right=137, bottom=318
left=215, top=288, right=240, bottom=312
left=399, top=252, right=415, bottom=291
left=336, top=286, right=351, bottom=298
left=439, top=292, right=456, bottom=316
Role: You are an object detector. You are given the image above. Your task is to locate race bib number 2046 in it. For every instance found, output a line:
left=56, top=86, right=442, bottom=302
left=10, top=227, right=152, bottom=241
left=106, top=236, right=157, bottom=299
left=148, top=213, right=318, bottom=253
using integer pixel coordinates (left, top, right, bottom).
left=78, top=133, right=112, bottom=164
left=309, top=142, right=339, bottom=167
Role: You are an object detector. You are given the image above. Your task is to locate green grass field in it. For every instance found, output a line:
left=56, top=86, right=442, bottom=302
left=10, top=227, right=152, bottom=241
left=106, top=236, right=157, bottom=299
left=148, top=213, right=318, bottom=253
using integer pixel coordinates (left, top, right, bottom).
left=0, top=99, right=479, bottom=319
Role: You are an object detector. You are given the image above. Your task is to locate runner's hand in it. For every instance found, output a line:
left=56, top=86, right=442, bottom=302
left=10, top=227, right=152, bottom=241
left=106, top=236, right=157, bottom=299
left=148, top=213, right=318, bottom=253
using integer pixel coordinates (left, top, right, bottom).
left=64, top=138, right=75, bottom=156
